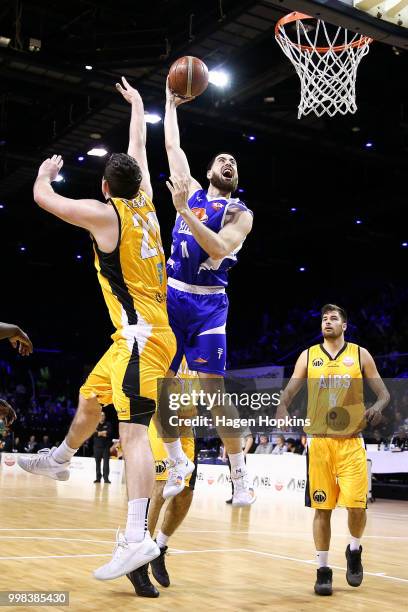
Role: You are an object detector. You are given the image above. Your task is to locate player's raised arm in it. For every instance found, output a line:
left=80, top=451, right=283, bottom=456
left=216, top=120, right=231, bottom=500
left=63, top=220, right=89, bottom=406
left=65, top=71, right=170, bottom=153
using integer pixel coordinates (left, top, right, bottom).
left=164, top=79, right=201, bottom=197
left=276, top=350, right=308, bottom=420
left=33, top=155, right=116, bottom=235
left=116, top=77, right=153, bottom=200
left=360, top=347, right=390, bottom=426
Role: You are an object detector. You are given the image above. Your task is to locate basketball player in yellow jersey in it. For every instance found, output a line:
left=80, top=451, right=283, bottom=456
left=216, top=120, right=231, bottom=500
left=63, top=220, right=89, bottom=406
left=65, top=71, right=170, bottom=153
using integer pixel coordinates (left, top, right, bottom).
left=18, top=78, right=176, bottom=581
left=127, top=358, right=198, bottom=597
left=277, top=304, right=389, bottom=596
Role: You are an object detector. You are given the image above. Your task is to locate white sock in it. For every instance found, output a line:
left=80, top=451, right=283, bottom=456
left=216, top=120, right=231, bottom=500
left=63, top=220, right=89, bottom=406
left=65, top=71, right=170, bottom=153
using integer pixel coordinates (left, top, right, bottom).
left=52, top=439, right=77, bottom=464
left=156, top=530, right=169, bottom=549
left=164, top=439, right=186, bottom=461
left=229, top=451, right=246, bottom=478
left=125, top=498, right=149, bottom=543
left=316, top=551, right=329, bottom=568
left=350, top=536, right=360, bottom=551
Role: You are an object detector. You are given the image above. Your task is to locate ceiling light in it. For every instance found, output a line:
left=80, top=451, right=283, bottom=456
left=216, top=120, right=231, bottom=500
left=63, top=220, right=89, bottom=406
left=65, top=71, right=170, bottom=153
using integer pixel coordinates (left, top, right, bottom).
left=145, top=112, right=162, bottom=124
left=208, top=70, right=230, bottom=88
left=87, top=147, right=108, bottom=157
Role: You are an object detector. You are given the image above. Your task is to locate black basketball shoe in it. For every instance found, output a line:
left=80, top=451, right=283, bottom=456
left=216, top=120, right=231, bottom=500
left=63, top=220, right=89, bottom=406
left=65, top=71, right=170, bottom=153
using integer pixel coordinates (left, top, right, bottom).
left=127, top=564, right=159, bottom=598
left=314, top=567, right=333, bottom=596
left=151, top=545, right=170, bottom=587
left=345, top=545, right=363, bottom=587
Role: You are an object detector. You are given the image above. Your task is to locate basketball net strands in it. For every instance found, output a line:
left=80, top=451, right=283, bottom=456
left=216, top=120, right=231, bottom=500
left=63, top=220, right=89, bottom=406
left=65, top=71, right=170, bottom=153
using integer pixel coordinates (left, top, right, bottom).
left=275, top=12, right=372, bottom=118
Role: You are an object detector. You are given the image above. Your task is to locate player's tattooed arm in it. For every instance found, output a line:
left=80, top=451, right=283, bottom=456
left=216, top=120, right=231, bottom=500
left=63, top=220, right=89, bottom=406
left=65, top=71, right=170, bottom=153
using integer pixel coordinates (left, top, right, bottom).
left=167, top=176, right=251, bottom=259
left=361, top=348, right=390, bottom=426
left=116, top=77, right=153, bottom=200
left=34, top=155, right=116, bottom=242
left=276, top=350, right=308, bottom=422
left=0, top=323, right=33, bottom=356
left=164, top=79, right=201, bottom=197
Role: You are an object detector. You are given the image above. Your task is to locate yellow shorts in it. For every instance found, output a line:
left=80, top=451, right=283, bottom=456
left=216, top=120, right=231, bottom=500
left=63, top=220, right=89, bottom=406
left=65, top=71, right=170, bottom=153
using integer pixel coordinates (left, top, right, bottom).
left=305, top=437, right=368, bottom=509
left=148, top=417, right=196, bottom=488
left=80, top=327, right=176, bottom=423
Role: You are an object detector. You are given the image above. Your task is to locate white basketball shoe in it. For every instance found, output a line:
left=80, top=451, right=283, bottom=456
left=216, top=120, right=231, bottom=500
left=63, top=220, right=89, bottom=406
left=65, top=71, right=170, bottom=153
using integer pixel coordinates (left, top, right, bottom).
left=232, top=469, right=256, bottom=506
left=17, top=447, right=70, bottom=481
left=162, top=456, right=195, bottom=499
left=94, top=530, right=160, bottom=580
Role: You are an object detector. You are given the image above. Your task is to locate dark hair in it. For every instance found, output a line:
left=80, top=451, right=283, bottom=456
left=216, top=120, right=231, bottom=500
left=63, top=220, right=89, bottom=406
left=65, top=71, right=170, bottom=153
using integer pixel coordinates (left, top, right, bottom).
left=103, top=153, right=142, bottom=199
left=207, top=151, right=237, bottom=171
left=321, top=303, right=347, bottom=322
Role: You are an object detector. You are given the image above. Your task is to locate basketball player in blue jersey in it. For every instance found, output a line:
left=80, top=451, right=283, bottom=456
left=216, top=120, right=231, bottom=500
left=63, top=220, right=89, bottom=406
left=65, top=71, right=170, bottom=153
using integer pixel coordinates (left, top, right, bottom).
left=160, top=80, right=255, bottom=505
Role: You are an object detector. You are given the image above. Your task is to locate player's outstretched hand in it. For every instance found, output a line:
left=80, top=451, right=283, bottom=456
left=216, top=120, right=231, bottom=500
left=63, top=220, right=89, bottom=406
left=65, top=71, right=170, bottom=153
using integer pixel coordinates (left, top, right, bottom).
left=166, top=77, right=195, bottom=107
left=9, top=327, right=33, bottom=357
left=166, top=175, right=189, bottom=214
left=0, top=399, right=17, bottom=427
left=115, top=76, right=143, bottom=106
left=37, top=155, right=63, bottom=182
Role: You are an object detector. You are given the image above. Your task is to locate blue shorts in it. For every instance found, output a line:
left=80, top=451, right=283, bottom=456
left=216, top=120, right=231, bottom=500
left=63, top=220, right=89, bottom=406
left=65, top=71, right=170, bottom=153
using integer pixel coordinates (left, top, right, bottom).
left=167, top=285, right=229, bottom=376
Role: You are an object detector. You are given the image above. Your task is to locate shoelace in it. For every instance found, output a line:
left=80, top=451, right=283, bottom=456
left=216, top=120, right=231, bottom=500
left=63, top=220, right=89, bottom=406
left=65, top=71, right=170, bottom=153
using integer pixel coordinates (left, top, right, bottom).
left=232, top=471, right=249, bottom=492
left=112, top=528, right=129, bottom=560
left=166, top=460, right=184, bottom=486
left=26, top=447, right=52, bottom=468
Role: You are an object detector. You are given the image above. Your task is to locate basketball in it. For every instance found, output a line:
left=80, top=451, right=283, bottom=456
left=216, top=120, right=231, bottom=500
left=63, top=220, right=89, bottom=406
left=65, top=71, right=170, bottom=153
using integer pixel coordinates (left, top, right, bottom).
left=168, top=56, right=209, bottom=99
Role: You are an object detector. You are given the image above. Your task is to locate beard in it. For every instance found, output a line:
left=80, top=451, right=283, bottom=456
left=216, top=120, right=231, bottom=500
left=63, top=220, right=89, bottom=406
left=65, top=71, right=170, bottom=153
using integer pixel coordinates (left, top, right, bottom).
left=322, top=328, right=343, bottom=339
left=210, top=171, right=238, bottom=194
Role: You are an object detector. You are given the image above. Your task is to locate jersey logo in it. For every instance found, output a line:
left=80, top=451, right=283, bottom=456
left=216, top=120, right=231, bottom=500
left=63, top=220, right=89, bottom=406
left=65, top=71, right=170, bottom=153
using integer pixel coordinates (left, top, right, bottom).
left=194, top=357, right=208, bottom=364
left=191, top=207, right=208, bottom=223
left=343, top=356, right=355, bottom=367
left=212, top=202, right=224, bottom=211
left=312, top=358, right=324, bottom=367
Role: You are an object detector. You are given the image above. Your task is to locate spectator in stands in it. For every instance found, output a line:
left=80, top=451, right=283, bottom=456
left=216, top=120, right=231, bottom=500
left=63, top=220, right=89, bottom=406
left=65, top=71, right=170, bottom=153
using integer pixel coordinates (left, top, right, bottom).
left=24, top=435, right=37, bottom=453
left=272, top=434, right=287, bottom=455
left=286, top=438, right=298, bottom=453
left=37, top=435, right=51, bottom=451
left=300, top=433, right=307, bottom=455
left=255, top=434, right=273, bottom=454
left=11, top=436, right=23, bottom=453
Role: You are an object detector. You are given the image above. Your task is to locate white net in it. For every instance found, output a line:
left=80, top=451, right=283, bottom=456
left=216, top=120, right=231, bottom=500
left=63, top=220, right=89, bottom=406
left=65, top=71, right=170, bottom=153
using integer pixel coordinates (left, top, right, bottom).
left=275, top=14, right=372, bottom=119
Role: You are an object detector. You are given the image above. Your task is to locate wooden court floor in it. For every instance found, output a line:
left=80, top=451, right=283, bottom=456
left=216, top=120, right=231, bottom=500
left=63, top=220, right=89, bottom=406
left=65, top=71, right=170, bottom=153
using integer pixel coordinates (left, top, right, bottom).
left=0, top=468, right=407, bottom=611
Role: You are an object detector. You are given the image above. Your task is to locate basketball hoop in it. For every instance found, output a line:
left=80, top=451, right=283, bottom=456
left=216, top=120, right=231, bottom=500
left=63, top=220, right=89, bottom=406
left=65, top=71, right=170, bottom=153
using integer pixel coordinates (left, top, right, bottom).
left=275, top=12, right=372, bottom=119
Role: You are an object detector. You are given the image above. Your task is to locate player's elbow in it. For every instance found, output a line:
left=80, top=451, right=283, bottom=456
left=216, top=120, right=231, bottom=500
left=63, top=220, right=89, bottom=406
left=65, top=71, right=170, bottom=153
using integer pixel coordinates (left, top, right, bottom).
left=210, top=240, right=231, bottom=260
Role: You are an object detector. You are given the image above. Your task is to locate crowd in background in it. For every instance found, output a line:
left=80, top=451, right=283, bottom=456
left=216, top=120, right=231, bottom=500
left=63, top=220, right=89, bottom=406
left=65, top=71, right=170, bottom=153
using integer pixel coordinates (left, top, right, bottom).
left=2, top=286, right=408, bottom=455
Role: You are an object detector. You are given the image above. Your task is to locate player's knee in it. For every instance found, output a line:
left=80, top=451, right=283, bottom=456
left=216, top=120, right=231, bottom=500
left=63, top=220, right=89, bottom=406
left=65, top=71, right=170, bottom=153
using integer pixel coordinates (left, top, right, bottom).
left=78, top=394, right=101, bottom=414
left=315, top=508, right=332, bottom=520
left=347, top=507, right=366, bottom=516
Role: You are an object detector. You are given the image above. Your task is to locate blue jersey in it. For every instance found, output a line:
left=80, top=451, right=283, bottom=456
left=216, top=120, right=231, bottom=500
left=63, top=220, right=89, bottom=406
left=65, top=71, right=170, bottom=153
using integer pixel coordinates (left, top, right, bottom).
left=166, top=189, right=252, bottom=288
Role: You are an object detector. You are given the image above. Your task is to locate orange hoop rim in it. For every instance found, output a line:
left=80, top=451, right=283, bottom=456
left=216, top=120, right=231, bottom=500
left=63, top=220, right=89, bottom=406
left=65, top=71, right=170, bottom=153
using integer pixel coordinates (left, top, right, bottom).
left=275, top=12, right=373, bottom=54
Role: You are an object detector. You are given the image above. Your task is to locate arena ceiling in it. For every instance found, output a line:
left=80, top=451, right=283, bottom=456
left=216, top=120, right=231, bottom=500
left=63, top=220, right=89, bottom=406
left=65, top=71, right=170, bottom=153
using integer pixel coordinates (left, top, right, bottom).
left=0, top=0, right=407, bottom=359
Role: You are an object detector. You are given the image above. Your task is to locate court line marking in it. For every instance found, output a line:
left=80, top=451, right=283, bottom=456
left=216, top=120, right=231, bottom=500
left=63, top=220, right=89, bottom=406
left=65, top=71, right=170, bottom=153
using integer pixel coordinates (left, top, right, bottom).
left=243, top=549, right=408, bottom=584
left=176, top=530, right=408, bottom=540
left=0, top=554, right=111, bottom=560
left=1, top=547, right=407, bottom=584
left=0, top=528, right=117, bottom=531
left=171, top=548, right=408, bottom=584
left=0, top=528, right=407, bottom=540
left=0, top=537, right=113, bottom=544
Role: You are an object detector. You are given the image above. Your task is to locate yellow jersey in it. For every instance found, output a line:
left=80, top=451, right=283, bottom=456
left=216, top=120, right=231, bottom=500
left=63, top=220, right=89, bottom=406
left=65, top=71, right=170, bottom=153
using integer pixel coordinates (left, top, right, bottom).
left=93, top=191, right=169, bottom=333
left=305, top=342, right=365, bottom=436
